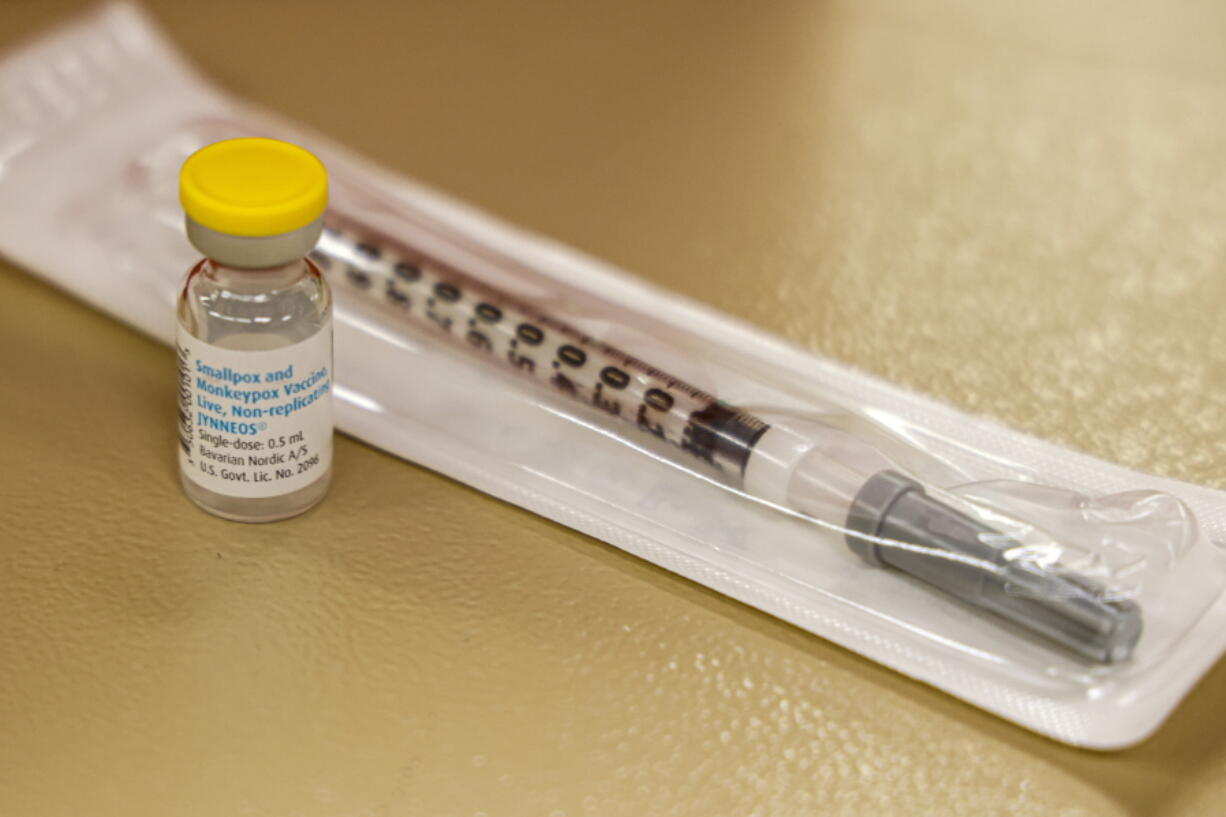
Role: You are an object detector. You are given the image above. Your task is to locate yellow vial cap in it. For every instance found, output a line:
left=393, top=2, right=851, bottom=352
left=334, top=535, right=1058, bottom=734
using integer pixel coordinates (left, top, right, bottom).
left=179, top=137, right=328, bottom=237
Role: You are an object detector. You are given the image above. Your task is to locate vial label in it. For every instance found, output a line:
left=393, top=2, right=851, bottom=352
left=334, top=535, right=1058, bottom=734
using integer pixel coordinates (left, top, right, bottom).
left=176, top=321, right=333, bottom=498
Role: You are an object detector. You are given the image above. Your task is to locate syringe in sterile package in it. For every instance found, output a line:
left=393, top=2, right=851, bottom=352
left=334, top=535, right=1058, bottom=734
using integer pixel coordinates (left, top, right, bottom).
left=311, top=214, right=1141, bottom=664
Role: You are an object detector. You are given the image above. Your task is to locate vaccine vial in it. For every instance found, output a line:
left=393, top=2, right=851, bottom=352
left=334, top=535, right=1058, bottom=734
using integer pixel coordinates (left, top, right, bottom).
left=175, top=138, right=333, bottom=522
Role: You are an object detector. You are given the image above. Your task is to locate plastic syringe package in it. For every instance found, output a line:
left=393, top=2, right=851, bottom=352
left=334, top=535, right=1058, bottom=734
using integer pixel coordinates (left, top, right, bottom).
left=4, top=3, right=1226, bottom=748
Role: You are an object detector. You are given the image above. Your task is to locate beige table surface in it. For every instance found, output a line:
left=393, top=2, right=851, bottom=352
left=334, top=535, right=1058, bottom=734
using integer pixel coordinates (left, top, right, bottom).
left=3, top=1, right=1226, bottom=815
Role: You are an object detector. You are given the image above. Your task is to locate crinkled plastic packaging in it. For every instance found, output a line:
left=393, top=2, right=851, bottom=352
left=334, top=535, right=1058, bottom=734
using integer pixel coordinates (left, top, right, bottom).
left=4, top=3, right=1226, bottom=748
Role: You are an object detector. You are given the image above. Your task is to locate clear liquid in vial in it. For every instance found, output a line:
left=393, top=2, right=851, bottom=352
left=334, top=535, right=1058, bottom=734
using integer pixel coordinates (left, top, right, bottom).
left=176, top=257, right=332, bottom=522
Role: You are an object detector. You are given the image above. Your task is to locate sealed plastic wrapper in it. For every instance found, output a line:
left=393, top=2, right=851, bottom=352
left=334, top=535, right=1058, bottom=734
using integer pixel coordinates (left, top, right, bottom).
left=3, top=2, right=1226, bottom=748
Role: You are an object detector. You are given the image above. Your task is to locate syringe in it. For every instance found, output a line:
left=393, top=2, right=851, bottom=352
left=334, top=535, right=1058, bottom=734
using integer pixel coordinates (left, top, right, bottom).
left=311, top=214, right=1142, bottom=664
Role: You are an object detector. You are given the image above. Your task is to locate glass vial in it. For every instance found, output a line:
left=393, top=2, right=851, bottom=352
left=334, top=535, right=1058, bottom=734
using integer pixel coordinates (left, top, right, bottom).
left=175, top=138, right=333, bottom=522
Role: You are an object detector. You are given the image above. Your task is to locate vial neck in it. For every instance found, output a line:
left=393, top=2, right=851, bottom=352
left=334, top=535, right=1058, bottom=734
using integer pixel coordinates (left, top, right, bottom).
left=203, top=257, right=308, bottom=293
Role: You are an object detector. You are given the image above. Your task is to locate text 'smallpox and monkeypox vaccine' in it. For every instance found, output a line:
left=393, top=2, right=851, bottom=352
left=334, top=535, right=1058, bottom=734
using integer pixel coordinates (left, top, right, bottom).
left=175, top=138, right=334, bottom=522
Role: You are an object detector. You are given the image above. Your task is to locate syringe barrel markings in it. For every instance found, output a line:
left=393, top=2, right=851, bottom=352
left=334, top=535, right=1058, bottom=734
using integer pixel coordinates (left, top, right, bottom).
left=313, top=217, right=769, bottom=478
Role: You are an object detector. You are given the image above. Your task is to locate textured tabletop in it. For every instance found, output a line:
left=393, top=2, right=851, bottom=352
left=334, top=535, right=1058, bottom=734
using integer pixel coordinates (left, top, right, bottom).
left=3, top=1, right=1226, bottom=815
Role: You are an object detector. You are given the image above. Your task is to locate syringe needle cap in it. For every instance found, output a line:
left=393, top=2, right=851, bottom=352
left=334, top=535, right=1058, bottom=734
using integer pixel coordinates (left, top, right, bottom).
left=845, top=470, right=1143, bottom=664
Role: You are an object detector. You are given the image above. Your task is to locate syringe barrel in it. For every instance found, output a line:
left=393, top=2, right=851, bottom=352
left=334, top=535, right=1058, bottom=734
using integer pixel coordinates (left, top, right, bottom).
left=314, top=217, right=769, bottom=477
left=743, top=416, right=897, bottom=524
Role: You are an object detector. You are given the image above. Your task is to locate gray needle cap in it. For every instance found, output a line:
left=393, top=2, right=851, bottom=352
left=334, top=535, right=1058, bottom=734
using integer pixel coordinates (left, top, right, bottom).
left=845, top=470, right=1142, bottom=664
